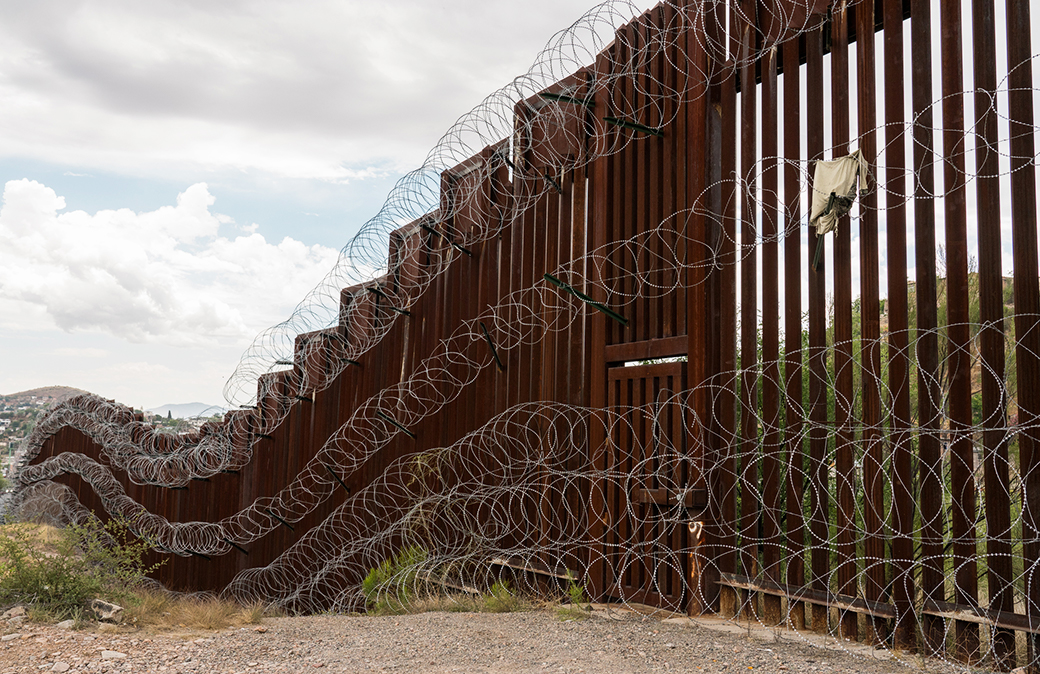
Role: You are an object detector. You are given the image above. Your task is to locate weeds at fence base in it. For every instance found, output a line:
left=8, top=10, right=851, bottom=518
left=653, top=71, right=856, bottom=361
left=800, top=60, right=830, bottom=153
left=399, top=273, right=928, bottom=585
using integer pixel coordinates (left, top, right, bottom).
left=121, top=590, right=280, bottom=631
left=362, top=548, right=540, bottom=616
left=0, top=516, right=279, bottom=632
left=555, top=574, right=591, bottom=621
left=0, top=517, right=162, bottom=623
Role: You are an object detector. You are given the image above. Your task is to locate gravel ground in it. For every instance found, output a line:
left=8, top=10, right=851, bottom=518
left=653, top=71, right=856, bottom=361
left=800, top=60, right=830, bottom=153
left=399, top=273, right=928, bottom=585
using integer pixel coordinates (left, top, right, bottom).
left=0, top=606, right=923, bottom=673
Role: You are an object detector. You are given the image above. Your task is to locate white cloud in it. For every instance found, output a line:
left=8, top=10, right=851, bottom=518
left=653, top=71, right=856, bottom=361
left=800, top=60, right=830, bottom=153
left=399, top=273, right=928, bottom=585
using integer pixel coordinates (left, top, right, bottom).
left=0, top=179, right=339, bottom=346
left=0, top=1, right=633, bottom=182
left=0, top=0, right=652, bottom=405
left=52, top=347, right=109, bottom=358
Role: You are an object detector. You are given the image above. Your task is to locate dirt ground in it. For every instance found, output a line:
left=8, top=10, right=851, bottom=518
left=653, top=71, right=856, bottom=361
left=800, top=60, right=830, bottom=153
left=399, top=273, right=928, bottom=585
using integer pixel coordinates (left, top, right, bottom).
left=0, top=605, right=929, bottom=673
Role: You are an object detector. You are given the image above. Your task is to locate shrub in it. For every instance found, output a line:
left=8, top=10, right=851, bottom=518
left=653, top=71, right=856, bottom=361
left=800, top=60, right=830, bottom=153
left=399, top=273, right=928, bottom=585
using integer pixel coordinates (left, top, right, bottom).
left=480, top=580, right=522, bottom=613
left=0, top=516, right=164, bottom=620
left=361, top=546, right=429, bottom=615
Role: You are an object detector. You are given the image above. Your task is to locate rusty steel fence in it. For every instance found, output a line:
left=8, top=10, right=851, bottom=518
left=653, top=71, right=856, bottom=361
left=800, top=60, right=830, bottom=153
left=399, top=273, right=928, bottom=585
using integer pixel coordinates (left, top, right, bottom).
left=11, top=0, right=1040, bottom=669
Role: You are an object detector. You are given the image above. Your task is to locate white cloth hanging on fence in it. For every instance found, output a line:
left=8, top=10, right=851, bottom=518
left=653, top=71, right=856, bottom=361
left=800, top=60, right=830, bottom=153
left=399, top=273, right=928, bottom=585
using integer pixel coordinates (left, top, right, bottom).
left=809, top=150, right=871, bottom=236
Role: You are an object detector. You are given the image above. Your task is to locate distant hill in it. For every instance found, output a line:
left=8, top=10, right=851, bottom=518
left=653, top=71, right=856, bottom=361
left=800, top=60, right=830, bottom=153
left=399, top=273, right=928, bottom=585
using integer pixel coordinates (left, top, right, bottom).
left=146, top=403, right=227, bottom=419
left=1, top=386, right=89, bottom=404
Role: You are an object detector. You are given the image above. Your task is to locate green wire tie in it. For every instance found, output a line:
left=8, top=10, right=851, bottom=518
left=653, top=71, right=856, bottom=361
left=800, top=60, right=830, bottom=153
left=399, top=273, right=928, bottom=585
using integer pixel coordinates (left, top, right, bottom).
left=223, top=538, right=249, bottom=555
left=266, top=508, right=295, bottom=532
left=480, top=321, right=505, bottom=372
left=275, top=359, right=294, bottom=367
left=543, top=273, right=628, bottom=326
left=341, top=358, right=362, bottom=366
left=187, top=550, right=211, bottom=561
left=420, top=223, right=472, bottom=257
left=538, top=91, right=595, bottom=107
left=603, top=116, right=663, bottom=137
left=375, top=411, right=417, bottom=439
left=295, top=394, right=312, bottom=403
left=324, top=463, right=351, bottom=494
left=367, top=286, right=411, bottom=315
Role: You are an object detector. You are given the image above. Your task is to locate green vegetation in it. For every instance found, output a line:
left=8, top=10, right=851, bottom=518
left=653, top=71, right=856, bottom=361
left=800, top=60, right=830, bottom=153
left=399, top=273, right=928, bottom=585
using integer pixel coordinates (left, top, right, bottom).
left=0, top=517, right=163, bottom=622
left=361, top=548, right=535, bottom=616
left=555, top=572, right=590, bottom=621
left=0, top=517, right=278, bottom=630
left=361, top=545, right=429, bottom=615
left=480, top=580, right=522, bottom=613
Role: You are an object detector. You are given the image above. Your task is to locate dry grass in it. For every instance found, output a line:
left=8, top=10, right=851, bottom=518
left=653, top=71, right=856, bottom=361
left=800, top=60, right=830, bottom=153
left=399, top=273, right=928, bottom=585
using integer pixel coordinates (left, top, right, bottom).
left=1, top=519, right=272, bottom=632
left=239, top=599, right=276, bottom=628
left=173, top=596, right=241, bottom=630
left=0, top=522, right=64, bottom=555
left=121, top=589, right=279, bottom=631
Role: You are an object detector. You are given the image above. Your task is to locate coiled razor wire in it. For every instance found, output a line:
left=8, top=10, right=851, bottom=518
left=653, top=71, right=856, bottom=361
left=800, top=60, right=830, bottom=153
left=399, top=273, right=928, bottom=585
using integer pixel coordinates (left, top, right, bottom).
left=7, top=0, right=1040, bottom=670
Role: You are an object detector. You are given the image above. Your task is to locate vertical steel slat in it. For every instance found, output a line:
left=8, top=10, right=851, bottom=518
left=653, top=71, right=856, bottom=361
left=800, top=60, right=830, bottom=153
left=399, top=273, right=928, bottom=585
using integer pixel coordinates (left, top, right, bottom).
left=1004, top=0, right=1040, bottom=662
left=940, top=0, right=980, bottom=659
left=759, top=19, right=784, bottom=625
left=648, top=8, right=664, bottom=344
left=460, top=171, right=481, bottom=502
left=854, top=0, right=887, bottom=645
left=608, top=37, right=627, bottom=350
left=586, top=48, right=613, bottom=603
left=559, top=163, right=582, bottom=573
left=638, top=378, right=652, bottom=601
left=628, top=19, right=644, bottom=345
left=714, top=0, right=740, bottom=619
left=474, top=150, right=497, bottom=465
left=539, top=115, right=563, bottom=580
left=970, top=0, right=1016, bottom=667
left=684, top=0, right=713, bottom=613
left=521, top=138, right=542, bottom=413
left=737, top=0, right=761, bottom=619
left=661, top=3, right=680, bottom=341
left=804, top=21, right=830, bottom=636
left=882, top=0, right=915, bottom=651
left=506, top=105, right=528, bottom=416
left=829, top=0, right=858, bottom=642
left=908, top=0, right=945, bottom=655
left=781, top=32, right=805, bottom=632
left=424, top=208, right=449, bottom=456
left=619, top=23, right=637, bottom=349
left=698, top=0, right=727, bottom=616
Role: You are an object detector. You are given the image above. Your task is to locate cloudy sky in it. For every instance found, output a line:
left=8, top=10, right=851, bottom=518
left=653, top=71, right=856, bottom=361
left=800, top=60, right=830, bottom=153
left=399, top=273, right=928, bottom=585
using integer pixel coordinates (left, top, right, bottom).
left=0, top=0, right=648, bottom=410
